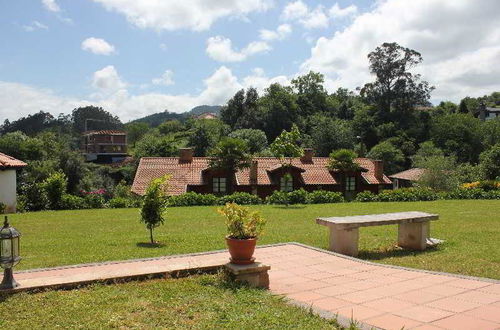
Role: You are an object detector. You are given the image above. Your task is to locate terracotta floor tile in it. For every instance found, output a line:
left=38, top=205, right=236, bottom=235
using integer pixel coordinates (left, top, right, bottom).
left=420, top=284, right=469, bottom=296
left=391, top=270, right=429, bottom=279
left=395, top=305, right=453, bottom=323
left=320, top=276, right=359, bottom=286
left=478, top=284, right=500, bottom=295
left=411, top=324, right=445, bottom=330
left=311, top=296, right=352, bottom=311
left=453, top=290, right=500, bottom=304
left=337, top=290, right=385, bottom=304
left=362, top=297, right=415, bottom=313
left=313, top=284, right=356, bottom=296
left=341, top=279, right=380, bottom=291
left=286, top=291, right=327, bottom=303
left=290, top=280, right=331, bottom=292
left=464, top=305, right=500, bottom=323
left=431, top=314, right=498, bottom=330
left=426, top=297, right=482, bottom=313
left=279, top=275, right=311, bottom=285
left=393, top=290, right=443, bottom=304
left=304, top=272, right=337, bottom=280
left=268, top=270, right=295, bottom=280
left=445, top=278, right=491, bottom=290
left=334, top=304, right=385, bottom=321
left=365, top=313, right=422, bottom=330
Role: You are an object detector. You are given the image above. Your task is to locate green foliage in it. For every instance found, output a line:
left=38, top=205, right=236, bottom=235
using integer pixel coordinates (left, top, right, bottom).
left=60, top=194, right=87, bottom=210
left=167, top=192, right=218, bottom=207
left=42, top=172, right=68, bottom=210
left=217, top=192, right=261, bottom=205
left=83, top=194, right=106, bottom=209
left=220, top=88, right=262, bottom=130
left=125, top=122, right=150, bottom=147
left=306, top=190, right=344, bottom=204
left=310, top=116, right=355, bottom=156
left=108, top=197, right=132, bottom=208
left=188, top=119, right=229, bottom=156
left=265, top=190, right=290, bottom=205
left=430, top=114, right=483, bottom=163
left=328, top=149, right=362, bottom=172
left=218, top=203, right=266, bottom=239
left=288, top=188, right=308, bottom=204
left=411, top=141, right=444, bottom=166
left=483, top=119, right=500, bottom=149
left=71, top=106, right=123, bottom=132
left=229, top=129, right=268, bottom=154
left=208, top=137, right=251, bottom=171
left=414, top=155, right=459, bottom=191
left=269, top=124, right=303, bottom=161
left=140, top=175, right=170, bottom=243
left=367, top=141, right=405, bottom=174
left=133, top=133, right=179, bottom=159
left=157, top=120, right=184, bottom=135
left=479, top=144, right=500, bottom=180
left=0, top=202, right=5, bottom=214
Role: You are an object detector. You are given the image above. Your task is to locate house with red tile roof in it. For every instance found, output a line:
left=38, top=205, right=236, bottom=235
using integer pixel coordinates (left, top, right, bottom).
left=0, top=152, right=27, bottom=213
left=132, top=148, right=392, bottom=199
left=389, top=168, right=426, bottom=189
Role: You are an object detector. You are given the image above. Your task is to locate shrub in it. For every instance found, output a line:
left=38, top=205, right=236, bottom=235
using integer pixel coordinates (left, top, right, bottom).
left=168, top=192, right=218, bottom=207
left=42, top=172, right=67, bottom=210
left=141, top=175, right=170, bottom=244
left=483, top=189, right=500, bottom=199
left=60, top=194, right=86, bottom=210
left=0, top=202, right=5, bottom=214
left=477, top=180, right=500, bottom=191
left=218, top=192, right=261, bottom=205
left=355, top=191, right=376, bottom=202
left=83, top=194, right=105, bottom=209
left=108, top=197, right=131, bottom=208
left=288, top=189, right=308, bottom=204
left=265, top=190, right=290, bottom=205
left=445, top=188, right=486, bottom=200
left=307, top=190, right=344, bottom=204
left=218, top=203, right=266, bottom=239
left=412, top=188, right=440, bottom=201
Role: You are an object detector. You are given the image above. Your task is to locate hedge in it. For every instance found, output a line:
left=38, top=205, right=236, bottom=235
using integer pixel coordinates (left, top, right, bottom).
left=355, top=187, right=500, bottom=202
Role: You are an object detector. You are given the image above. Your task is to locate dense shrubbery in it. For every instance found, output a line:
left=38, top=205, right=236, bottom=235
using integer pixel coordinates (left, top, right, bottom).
left=307, top=190, right=344, bottom=204
left=167, top=192, right=219, bottom=207
left=265, top=189, right=344, bottom=205
left=355, top=187, right=500, bottom=202
left=218, top=192, right=261, bottom=205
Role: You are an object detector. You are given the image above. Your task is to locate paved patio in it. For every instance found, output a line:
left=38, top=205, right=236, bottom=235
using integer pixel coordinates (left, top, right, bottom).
left=2, top=243, right=499, bottom=330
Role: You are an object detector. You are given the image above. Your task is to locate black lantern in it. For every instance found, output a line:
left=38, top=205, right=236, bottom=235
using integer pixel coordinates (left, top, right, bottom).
left=0, top=216, right=21, bottom=290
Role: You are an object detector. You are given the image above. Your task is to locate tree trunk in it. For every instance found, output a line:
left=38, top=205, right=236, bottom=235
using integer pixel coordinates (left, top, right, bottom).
left=149, top=227, right=154, bottom=244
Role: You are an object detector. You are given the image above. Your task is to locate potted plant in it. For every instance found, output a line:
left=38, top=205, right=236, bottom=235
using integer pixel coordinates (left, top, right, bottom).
left=218, top=202, right=266, bottom=265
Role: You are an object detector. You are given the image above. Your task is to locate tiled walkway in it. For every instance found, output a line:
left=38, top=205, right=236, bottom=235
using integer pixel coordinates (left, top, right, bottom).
left=3, top=243, right=499, bottom=330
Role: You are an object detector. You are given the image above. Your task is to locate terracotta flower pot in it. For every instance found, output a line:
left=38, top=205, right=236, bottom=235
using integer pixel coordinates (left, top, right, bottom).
left=226, top=236, right=257, bottom=265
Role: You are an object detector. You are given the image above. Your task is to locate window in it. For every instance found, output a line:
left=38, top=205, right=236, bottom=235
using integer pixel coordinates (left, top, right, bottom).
left=213, top=177, right=227, bottom=193
left=280, top=176, right=293, bottom=192
left=345, top=176, right=356, bottom=191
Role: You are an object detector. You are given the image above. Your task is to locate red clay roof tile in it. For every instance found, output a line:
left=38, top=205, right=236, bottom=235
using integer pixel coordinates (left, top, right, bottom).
left=0, top=152, right=27, bottom=169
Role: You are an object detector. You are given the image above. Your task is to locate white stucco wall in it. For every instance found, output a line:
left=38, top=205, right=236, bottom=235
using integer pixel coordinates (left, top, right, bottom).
left=0, top=169, right=17, bottom=213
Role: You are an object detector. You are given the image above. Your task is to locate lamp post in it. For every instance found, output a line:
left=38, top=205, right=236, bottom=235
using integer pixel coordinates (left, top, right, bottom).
left=0, top=216, right=21, bottom=290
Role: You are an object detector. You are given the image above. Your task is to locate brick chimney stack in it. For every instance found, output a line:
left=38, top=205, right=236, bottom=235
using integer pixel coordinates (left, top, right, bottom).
left=301, top=148, right=314, bottom=163
left=249, top=160, right=258, bottom=185
left=373, top=160, right=383, bottom=180
left=179, top=148, right=193, bottom=163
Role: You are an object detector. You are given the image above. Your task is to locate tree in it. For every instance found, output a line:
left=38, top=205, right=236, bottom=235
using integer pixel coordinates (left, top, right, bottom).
left=367, top=141, right=405, bottom=175
left=140, top=175, right=170, bottom=244
left=126, top=122, right=150, bottom=147
left=157, top=120, right=183, bottom=135
left=411, top=141, right=444, bottom=167
left=188, top=119, right=229, bottom=156
left=360, top=42, right=434, bottom=121
left=430, top=114, right=483, bottom=163
left=309, top=115, right=356, bottom=156
left=414, top=156, right=458, bottom=191
left=42, top=172, right=67, bottom=210
left=208, top=138, right=252, bottom=172
left=327, top=149, right=362, bottom=172
left=260, top=83, right=299, bottom=141
left=133, top=133, right=179, bottom=159
left=229, top=129, right=268, bottom=154
left=71, top=106, right=123, bottom=133
left=479, top=144, right=500, bottom=180
left=220, top=88, right=262, bottom=130
left=483, top=118, right=500, bottom=149
left=291, top=71, right=328, bottom=117
left=269, top=124, right=303, bottom=163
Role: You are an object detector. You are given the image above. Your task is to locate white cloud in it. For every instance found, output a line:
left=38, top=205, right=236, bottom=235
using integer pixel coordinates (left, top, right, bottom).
left=152, top=70, right=174, bottom=86
left=329, top=3, right=357, bottom=18
left=42, top=0, right=60, bottom=12
left=81, top=37, right=116, bottom=55
left=281, top=1, right=328, bottom=29
left=301, top=0, right=500, bottom=102
left=206, top=36, right=271, bottom=62
left=92, top=65, right=126, bottom=92
left=260, top=24, right=292, bottom=41
left=23, top=21, right=49, bottom=32
left=92, top=0, right=273, bottom=32
left=242, top=68, right=290, bottom=92
left=282, top=1, right=308, bottom=21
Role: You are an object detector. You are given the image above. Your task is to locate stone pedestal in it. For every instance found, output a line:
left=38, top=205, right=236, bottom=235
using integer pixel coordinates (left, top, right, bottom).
left=329, top=226, right=359, bottom=257
left=398, top=221, right=429, bottom=250
left=224, top=262, right=270, bottom=289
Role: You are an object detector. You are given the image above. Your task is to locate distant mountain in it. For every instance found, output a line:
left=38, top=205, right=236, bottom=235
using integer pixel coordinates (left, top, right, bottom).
left=129, top=105, right=222, bottom=127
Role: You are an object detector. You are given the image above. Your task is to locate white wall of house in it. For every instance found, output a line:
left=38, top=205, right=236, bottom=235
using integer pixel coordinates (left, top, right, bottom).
left=0, top=169, right=17, bottom=213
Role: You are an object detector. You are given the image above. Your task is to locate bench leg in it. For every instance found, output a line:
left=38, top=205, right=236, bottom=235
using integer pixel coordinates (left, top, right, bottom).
left=398, top=221, right=429, bottom=250
left=329, top=226, right=359, bottom=257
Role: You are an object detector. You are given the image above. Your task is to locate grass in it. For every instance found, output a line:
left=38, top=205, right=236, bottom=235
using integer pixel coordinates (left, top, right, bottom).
left=0, top=274, right=342, bottom=329
left=8, top=200, right=500, bottom=279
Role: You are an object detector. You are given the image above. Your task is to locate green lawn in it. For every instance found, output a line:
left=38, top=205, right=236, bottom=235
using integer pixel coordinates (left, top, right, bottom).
left=0, top=274, right=342, bottom=329
left=8, top=200, right=500, bottom=279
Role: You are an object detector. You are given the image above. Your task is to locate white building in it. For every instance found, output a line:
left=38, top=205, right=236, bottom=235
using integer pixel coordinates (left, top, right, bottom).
left=0, top=152, right=27, bottom=213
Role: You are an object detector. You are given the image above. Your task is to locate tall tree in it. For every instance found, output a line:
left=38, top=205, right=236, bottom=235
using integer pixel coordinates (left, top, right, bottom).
left=260, top=83, right=299, bottom=141
left=71, top=106, right=123, bottom=133
left=291, top=71, right=328, bottom=117
left=360, top=42, right=434, bottom=121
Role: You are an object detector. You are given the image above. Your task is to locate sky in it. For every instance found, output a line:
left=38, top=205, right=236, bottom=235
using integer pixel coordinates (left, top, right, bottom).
left=1, top=0, right=500, bottom=122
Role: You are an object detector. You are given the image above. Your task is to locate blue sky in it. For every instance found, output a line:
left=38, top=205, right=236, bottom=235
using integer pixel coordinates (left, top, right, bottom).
left=1, top=0, right=499, bottom=122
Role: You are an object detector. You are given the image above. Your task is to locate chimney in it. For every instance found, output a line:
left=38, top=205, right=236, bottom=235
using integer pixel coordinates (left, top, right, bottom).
left=301, top=148, right=314, bottom=163
left=179, top=148, right=193, bottom=163
left=249, top=160, right=258, bottom=185
left=373, top=160, right=383, bottom=180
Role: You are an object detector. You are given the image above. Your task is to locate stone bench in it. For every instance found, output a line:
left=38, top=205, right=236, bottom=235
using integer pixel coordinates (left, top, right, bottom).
left=316, top=211, right=439, bottom=257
